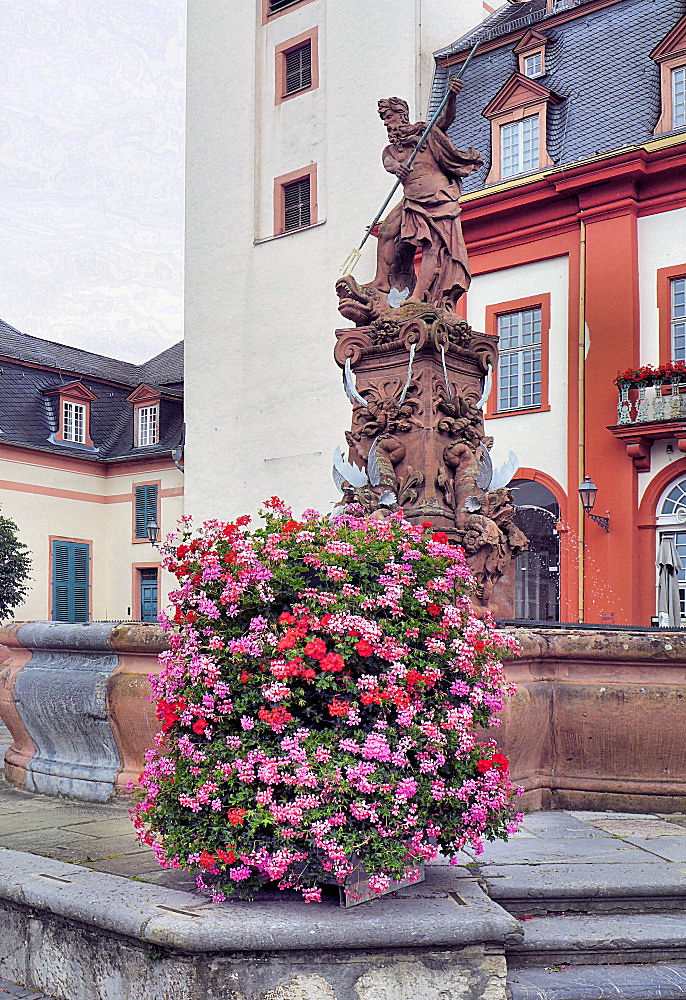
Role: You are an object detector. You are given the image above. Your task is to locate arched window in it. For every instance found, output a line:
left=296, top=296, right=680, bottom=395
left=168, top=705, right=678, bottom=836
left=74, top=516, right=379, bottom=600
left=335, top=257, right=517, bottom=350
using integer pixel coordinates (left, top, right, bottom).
left=510, top=479, right=560, bottom=622
left=656, top=477, right=686, bottom=623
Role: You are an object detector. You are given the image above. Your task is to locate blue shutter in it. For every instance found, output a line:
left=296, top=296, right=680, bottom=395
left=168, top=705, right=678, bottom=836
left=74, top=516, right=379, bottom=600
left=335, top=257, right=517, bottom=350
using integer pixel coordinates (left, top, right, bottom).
left=53, top=542, right=70, bottom=622
left=135, top=484, right=158, bottom=539
left=52, top=541, right=90, bottom=622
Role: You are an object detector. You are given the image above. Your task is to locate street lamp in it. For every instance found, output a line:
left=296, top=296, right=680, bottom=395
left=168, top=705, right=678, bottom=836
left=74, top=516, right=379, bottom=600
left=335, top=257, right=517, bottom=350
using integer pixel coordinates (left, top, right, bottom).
left=578, top=476, right=609, bottom=532
left=146, top=517, right=160, bottom=547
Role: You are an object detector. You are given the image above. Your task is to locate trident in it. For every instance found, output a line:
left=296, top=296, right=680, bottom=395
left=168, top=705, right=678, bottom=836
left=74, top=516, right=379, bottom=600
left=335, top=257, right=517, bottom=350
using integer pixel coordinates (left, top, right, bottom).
left=339, top=39, right=481, bottom=276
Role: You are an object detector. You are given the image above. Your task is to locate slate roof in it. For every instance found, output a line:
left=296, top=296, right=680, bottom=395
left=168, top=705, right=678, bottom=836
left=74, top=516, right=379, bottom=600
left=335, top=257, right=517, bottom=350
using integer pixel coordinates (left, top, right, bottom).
left=430, top=0, right=686, bottom=194
left=0, top=318, right=184, bottom=463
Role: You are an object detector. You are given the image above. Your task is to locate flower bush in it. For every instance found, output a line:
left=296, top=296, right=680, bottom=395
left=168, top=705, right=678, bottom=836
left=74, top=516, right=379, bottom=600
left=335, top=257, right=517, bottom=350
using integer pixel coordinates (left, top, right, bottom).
left=133, top=499, right=523, bottom=903
left=614, top=361, right=686, bottom=386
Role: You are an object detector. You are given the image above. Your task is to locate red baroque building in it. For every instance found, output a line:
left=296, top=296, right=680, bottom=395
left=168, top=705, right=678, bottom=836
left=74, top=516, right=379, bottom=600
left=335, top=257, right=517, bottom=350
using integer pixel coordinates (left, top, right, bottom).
left=430, top=0, right=686, bottom=625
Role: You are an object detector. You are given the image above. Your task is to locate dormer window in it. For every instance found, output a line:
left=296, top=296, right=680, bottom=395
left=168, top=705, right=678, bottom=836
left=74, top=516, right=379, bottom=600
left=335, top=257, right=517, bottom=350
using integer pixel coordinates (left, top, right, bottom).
left=501, top=114, right=539, bottom=177
left=137, top=404, right=159, bottom=447
left=673, top=66, right=686, bottom=129
left=514, top=29, right=547, bottom=80
left=42, top=381, right=96, bottom=448
left=63, top=400, right=86, bottom=443
left=523, top=51, right=543, bottom=78
left=651, top=14, right=686, bottom=135
left=127, top=383, right=161, bottom=448
left=483, top=73, right=559, bottom=184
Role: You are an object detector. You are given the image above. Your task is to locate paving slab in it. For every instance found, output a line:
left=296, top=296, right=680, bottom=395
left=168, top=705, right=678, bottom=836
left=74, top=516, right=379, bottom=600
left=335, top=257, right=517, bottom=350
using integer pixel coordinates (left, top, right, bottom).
left=620, top=836, right=686, bottom=862
left=463, top=836, right=660, bottom=865
left=587, top=817, right=686, bottom=838
left=82, top=852, right=169, bottom=877
left=0, top=980, right=58, bottom=1000
left=509, top=962, right=686, bottom=999
left=569, top=810, right=659, bottom=820
left=519, top=812, right=614, bottom=840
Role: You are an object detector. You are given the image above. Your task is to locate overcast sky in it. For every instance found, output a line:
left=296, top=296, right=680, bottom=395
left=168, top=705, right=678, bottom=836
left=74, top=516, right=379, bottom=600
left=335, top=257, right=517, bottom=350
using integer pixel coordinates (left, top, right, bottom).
left=0, top=1, right=186, bottom=363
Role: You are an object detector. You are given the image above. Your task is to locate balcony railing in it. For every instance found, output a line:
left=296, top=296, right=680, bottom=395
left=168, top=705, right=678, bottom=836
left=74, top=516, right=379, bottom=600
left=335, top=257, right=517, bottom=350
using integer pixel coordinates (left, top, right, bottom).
left=616, top=373, right=686, bottom=426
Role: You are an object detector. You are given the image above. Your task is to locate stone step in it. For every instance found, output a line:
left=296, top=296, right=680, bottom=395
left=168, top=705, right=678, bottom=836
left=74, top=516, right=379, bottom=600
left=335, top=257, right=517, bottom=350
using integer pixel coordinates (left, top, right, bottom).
left=507, top=911, right=686, bottom=966
left=482, top=861, right=686, bottom=915
left=508, top=962, right=686, bottom=999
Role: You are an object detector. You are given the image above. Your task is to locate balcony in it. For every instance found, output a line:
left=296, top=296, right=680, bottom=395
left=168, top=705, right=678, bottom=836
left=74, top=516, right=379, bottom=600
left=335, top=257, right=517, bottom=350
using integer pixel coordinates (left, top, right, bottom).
left=609, top=366, right=686, bottom=471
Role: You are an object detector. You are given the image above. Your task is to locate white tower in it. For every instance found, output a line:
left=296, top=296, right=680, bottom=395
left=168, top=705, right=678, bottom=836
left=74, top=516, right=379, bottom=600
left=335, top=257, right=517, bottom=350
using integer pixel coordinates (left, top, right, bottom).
left=184, top=0, right=488, bottom=520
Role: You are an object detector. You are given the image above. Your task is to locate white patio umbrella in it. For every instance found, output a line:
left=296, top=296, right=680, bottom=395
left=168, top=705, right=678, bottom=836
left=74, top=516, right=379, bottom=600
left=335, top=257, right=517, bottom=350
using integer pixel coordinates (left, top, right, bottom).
left=657, top=534, right=683, bottom=628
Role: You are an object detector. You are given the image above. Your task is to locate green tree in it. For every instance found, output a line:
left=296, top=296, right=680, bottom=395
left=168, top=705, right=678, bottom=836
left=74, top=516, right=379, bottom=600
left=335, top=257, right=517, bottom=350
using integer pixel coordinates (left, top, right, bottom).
left=0, top=508, right=31, bottom=621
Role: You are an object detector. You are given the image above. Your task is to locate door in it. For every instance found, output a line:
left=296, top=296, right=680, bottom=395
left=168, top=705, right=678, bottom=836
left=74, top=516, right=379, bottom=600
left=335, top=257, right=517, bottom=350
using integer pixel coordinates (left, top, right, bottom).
left=139, top=568, right=158, bottom=623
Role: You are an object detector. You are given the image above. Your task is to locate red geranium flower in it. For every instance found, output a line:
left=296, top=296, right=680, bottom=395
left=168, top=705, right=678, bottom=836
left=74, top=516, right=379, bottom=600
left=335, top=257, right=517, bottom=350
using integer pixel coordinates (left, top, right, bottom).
left=198, top=850, right=216, bottom=868
left=356, top=639, right=373, bottom=657
left=492, top=753, right=510, bottom=772
left=321, top=652, right=344, bottom=672
left=432, top=531, right=449, bottom=544
left=477, top=759, right=493, bottom=773
left=227, top=807, right=247, bottom=826
left=192, top=718, right=208, bottom=735
left=328, top=699, right=351, bottom=717
left=304, top=638, right=327, bottom=660
left=427, top=603, right=441, bottom=617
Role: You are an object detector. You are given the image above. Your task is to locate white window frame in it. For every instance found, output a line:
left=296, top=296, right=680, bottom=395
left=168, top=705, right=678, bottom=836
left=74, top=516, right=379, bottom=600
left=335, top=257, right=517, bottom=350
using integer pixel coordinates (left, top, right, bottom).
left=523, top=51, right=543, bottom=78
left=497, top=307, right=543, bottom=412
left=672, top=277, right=686, bottom=362
left=673, top=66, right=686, bottom=131
left=656, top=478, right=686, bottom=624
left=63, top=400, right=86, bottom=444
left=500, top=114, right=540, bottom=178
left=137, top=404, right=159, bottom=447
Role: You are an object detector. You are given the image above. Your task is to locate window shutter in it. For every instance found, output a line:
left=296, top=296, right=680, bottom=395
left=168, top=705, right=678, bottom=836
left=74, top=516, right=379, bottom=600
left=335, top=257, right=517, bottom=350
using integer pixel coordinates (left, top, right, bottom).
left=52, top=541, right=89, bottom=622
left=73, top=544, right=89, bottom=623
left=269, top=0, right=300, bottom=12
left=284, top=178, right=310, bottom=231
left=285, top=43, right=311, bottom=95
left=53, top=541, right=70, bottom=622
left=135, top=484, right=158, bottom=538
left=135, top=486, right=147, bottom=538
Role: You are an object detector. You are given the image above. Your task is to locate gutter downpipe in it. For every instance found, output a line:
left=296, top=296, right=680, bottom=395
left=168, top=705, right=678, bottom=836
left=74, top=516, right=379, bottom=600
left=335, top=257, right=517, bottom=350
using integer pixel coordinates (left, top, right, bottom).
left=578, top=218, right=587, bottom=622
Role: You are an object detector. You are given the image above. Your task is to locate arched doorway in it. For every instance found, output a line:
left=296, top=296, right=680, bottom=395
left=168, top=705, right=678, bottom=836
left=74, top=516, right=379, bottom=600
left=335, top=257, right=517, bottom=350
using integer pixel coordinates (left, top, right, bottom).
left=510, top=478, right=560, bottom=622
left=655, top=477, right=686, bottom=625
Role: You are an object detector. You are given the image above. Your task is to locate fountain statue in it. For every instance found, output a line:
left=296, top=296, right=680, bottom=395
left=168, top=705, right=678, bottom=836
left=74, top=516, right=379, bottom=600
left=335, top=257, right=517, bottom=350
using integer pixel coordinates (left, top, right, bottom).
left=333, top=78, right=527, bottom=612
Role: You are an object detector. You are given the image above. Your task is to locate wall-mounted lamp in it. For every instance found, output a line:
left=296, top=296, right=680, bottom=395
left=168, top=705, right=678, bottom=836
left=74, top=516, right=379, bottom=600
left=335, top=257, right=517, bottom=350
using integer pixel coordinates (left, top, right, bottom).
left=578, top=476, right=610, bottom=532
left=146, top=518, right=160, bottom=547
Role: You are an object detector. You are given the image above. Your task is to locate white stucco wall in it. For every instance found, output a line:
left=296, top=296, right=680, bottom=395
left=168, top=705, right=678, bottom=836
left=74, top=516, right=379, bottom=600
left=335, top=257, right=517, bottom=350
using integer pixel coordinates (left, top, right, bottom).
left=638, top=205, right=686, bottom=366
left=466, top=255, right=570, bottom=493
left=184, top=0, right=486, bottom=523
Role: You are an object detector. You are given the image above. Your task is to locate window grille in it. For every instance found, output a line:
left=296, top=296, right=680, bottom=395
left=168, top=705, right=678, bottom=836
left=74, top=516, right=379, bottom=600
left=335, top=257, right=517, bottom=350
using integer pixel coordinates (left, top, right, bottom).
left=52, top=540, right=89, bottom=623
left=135, top=483, right=159, bottom=539
left=284, top=42, right=312, bottom=95
left=497, top=307, right=543, bottom=411
left=137, top=404, right=159, bottom=447
left=63, top=400, right=86, bottom=443
left=673, top=66, right=686, bottom=130
left=269, top=0, right=300, bottom=13
left=500, top=114, right=539, bottom=177
left=283, top=177, right=310, bottom=231
left=523, top=52, right=542, bottom=77
left=672, top=277, right=686, bottom=361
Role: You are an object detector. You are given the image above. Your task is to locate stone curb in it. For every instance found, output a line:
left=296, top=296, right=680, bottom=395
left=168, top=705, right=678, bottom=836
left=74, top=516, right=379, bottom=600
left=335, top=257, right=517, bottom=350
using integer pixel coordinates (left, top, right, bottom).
left=0, top=848, right=523, bottom=954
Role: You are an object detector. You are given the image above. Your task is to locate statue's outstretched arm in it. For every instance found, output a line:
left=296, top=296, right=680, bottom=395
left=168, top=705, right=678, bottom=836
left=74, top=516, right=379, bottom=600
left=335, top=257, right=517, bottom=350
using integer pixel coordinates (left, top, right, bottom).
left=435, top=77, right=462, bottom=132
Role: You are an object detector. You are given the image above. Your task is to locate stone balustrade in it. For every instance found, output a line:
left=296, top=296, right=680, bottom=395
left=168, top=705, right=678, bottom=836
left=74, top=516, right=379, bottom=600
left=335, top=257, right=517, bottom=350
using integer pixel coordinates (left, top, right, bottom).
left=616, top=374, right=686, bottom=425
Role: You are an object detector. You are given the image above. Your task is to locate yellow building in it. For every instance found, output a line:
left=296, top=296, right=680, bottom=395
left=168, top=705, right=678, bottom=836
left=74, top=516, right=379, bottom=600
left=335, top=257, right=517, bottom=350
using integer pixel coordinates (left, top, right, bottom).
left=0, top=319, right=184, bottom=622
